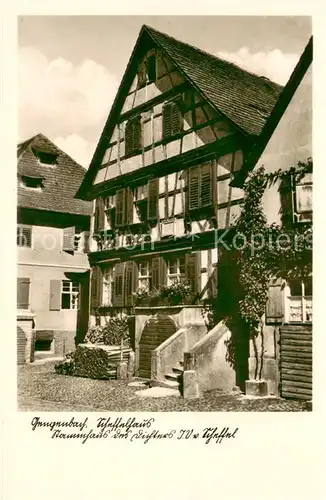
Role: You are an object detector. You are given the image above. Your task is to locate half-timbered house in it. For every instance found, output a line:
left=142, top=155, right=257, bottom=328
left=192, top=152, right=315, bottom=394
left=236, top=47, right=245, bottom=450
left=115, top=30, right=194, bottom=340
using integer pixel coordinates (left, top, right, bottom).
left=76, top=25, right=284, bottom=384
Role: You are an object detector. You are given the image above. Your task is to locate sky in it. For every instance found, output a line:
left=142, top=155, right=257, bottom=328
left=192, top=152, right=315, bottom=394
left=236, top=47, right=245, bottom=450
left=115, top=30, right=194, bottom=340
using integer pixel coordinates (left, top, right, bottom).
left=18, top=15, right=312, bottom=168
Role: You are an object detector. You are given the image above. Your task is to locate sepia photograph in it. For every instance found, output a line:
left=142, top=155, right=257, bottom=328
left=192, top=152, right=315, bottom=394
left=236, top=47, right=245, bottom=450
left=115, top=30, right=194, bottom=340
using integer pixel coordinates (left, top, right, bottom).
left=17, top=15, right=312, bottom=412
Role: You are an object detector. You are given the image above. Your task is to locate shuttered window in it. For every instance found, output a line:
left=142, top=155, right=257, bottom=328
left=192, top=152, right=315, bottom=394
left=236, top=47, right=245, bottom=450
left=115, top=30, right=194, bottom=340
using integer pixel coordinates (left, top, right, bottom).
left=188, top=163, right=212, bottom=210
left=162, top=100, right=182, bottom=139
left=147, top=178, right=159, bottom=220
left=125, top=117, right=142, bottom=157
left=17, top=277, right=30, bottom=309
left=115, top=188, right=134, bottom=227
left=62, top=226, right=75, bottom=251
left=17, top=225, right=32, bottom=247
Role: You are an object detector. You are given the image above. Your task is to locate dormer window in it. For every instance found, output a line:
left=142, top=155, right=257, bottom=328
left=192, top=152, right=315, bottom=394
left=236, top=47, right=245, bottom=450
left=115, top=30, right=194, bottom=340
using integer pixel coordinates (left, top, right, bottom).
left=33, top=148, right=58, bottom=166
left=20, top=175, right=43, bottom=190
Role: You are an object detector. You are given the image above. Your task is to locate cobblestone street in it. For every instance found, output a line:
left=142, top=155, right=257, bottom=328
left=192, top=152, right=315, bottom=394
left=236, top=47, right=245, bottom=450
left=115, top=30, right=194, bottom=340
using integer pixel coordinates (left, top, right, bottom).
left=18, top=361, right=307, bottom=412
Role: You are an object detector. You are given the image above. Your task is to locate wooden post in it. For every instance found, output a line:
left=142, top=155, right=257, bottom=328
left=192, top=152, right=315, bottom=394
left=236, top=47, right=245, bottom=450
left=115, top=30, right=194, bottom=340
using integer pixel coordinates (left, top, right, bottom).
left=120, top=338, right=123, bottom=361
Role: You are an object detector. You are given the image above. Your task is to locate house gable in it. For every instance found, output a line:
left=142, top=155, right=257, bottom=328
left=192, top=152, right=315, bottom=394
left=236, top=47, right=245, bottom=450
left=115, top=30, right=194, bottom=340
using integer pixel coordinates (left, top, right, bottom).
left=76, top=25, right=282, bottom=201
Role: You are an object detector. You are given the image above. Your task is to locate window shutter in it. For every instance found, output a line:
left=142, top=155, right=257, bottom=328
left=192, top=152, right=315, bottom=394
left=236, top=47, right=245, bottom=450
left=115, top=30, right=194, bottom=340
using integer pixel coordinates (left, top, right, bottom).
left=125, top=121, right=134, bottom=156
left=115, top=189, right=125, bottom=227
left=90, top=266, right=103, bottom=309
left=125, top=188, right=134, bottom=225
left=125, top=117, right=141, bottom=156
left=113, top=262, right=125, bottom=307
left=49, top=279, right=61, bottom=311
left=133, top=117, right=141, bottom=151
left=83, top=231, right=90, bottom=253
left=200, top=163, right=212, bottom=207
left=17, top=226, right=32, bottom=247
left=266, top=278, right=284, bottom=324
left=185, top=253, right=201, bottom=297
left=97, top=198, right=105, bottom=231
left=279, top=175, right=295, bottom=225
left=94, top=198, right=105, bottom=233
left=124, top=261, right=138, bottom=307
left=17, top=278, right=30, bottom=309
left=62, top=226, right=75, bottom=251
left=147, top=178, right=159, bottom=220
left=162, top=101, right=182, bottom=139
left=163, top=103, right=172, bottom=138
left=188, top=166, right=200, bottom=210
left=171, top=101, right=182, bottom=135
left=152, top=257, right=167, bottom=290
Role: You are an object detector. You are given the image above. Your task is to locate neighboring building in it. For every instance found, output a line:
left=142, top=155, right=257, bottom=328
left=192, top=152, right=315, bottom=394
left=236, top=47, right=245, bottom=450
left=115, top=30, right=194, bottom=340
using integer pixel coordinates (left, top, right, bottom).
left=76, top=25, right=282, bottom=381
left=17, top=133, right=92, bottom=363
left=232, top=37, right=313, bottom=399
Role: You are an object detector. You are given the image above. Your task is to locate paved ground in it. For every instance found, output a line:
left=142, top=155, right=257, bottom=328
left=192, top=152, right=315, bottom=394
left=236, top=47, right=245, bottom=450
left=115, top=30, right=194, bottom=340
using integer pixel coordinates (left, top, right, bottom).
left=18, top=361, right=308, bottom=412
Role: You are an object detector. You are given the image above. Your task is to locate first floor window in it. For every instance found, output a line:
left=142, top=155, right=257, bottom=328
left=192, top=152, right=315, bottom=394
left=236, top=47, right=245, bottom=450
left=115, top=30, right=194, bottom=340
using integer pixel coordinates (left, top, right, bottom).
left=167, top=255, right=186, bottom=285
left=61, top=280, right=80, bottom=310
left=288, top=277, right=312, bottom=323
left=138, top=261, right=152, bottom=290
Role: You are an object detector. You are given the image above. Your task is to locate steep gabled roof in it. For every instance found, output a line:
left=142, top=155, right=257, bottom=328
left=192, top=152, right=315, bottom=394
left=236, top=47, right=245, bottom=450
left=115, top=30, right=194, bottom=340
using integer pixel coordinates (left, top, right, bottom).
left=76, top=24, right=283, bottom=200
left=18, top=134, right=92, bottom=216
left=231, top=36, right=313, bottom=187
left=145, top=25, right=282, bottom=136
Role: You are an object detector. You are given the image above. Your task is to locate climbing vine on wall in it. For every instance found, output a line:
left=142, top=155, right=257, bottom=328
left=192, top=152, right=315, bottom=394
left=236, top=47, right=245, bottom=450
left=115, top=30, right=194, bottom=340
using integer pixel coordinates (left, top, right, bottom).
left=213, top=158, right=312, bottom=379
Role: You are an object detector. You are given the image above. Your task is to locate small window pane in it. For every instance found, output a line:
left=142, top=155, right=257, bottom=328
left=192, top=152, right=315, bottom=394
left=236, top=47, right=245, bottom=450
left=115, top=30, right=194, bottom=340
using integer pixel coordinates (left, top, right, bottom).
left=61, top=293, right=71, bottom=309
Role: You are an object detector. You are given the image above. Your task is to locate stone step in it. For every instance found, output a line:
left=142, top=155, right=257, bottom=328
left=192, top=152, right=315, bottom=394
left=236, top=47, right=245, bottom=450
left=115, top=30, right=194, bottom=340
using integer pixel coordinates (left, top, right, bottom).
left=165, top=372, right=179, bottom=382
left=172, top=365, right=184, bottom=375
left=151, top=378, right=180, bottom=389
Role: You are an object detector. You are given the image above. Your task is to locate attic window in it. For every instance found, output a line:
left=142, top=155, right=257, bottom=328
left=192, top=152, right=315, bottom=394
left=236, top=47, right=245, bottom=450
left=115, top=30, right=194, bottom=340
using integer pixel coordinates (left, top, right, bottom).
left=146, top=55, right=156, bottom=83
left=20, top=175, right=43, bottom=190
left=33, top=149, right=58, bottom=165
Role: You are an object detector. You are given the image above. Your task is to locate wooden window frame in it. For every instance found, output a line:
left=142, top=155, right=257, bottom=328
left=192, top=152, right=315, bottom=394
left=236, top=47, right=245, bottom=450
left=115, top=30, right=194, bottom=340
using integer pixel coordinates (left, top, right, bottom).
left=286, top=278, right=312, bottom=324
left=294, top=173, right=312, bottom=223
left=61, top=280, right=80, bottom=310
left=166, top=255, right=186, bottom=285
left=138, top=260, right=152, bottom=291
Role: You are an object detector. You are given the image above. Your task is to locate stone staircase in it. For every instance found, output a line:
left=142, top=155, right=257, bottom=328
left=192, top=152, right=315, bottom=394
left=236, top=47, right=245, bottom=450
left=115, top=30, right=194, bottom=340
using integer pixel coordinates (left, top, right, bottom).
left=151, top=360, right=184, bottom=392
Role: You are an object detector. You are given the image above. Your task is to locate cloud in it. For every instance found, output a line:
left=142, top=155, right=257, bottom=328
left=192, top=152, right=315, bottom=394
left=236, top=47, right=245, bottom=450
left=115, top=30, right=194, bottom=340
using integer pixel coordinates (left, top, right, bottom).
left=217, top=47, right=300, bottom=85
left=53, top=134, right=97, bottom=168
left=18, top=46, right=119, bottom=166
